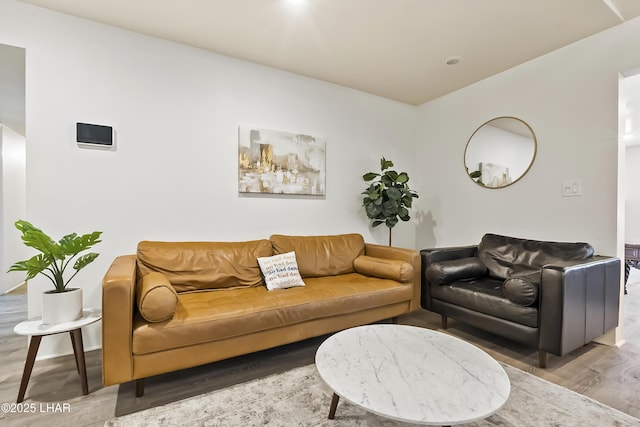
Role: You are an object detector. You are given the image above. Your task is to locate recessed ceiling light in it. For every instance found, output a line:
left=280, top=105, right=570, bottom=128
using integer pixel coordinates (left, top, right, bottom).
left=288, top=0, right=305, bottom=4
left=445, top=56, right=464, bottom=66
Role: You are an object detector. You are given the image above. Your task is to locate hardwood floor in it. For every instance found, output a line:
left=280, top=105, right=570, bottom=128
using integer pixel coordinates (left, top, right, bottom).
left=1, top=272, right=639, bottom=426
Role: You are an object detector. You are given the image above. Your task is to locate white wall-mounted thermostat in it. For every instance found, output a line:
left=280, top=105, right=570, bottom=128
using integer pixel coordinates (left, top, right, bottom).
left=76, top=122, right=115, bottom=149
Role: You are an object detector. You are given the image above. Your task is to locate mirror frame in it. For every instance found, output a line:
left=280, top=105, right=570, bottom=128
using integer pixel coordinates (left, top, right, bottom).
left=464, top=116, right=537, bottom=189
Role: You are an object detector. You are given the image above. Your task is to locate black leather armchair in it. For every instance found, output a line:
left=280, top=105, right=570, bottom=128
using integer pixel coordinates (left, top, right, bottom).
left=421, top=233, right=621, bottom=367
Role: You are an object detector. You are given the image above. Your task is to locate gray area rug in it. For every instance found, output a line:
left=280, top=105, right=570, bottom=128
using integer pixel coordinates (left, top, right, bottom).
left=106, top=363, right=639, bottom=426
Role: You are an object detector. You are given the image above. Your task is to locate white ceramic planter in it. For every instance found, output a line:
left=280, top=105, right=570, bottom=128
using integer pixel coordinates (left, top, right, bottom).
left=42, top=288, right=83, bottom=325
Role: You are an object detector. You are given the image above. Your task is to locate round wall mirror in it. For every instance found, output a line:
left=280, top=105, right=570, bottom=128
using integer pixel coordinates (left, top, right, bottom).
left=464, top=116, right=537, bottom=188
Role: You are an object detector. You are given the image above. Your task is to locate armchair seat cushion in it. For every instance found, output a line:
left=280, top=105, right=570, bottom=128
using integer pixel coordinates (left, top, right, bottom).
left=430, top=277, right=538, bottom=327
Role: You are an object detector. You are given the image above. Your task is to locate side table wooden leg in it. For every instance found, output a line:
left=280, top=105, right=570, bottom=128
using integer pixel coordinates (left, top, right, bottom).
left=69, top=329, right=89, bottom=395
left=328, top=392, right=340, bottom=419
left=69, top=330, right=80, bottom=374
left=17, top=335, right=42, bottom=403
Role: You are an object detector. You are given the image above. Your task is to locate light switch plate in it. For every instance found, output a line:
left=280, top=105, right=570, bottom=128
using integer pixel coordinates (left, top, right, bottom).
left=562, top=180, right=582, bottom=197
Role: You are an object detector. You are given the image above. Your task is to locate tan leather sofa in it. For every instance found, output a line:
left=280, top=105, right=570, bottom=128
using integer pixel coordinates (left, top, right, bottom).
left=102, top=233, right=420, bottom=396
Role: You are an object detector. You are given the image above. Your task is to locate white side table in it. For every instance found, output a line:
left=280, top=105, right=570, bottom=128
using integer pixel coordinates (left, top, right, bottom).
left=13, top=308, right=102, bottom=403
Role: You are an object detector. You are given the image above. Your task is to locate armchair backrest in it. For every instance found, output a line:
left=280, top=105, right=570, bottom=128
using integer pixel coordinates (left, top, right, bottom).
left=478, top=233, right=594, bottom=279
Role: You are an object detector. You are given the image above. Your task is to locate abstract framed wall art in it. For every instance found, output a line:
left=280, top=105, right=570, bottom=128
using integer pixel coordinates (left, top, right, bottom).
left=238, top=126, right=326, bottom=195
left=480, top=162, right=512, bottom=188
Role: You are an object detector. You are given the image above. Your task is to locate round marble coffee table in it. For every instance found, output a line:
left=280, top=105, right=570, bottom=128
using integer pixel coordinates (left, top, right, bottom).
left=315, top=324, right=510, bottom=425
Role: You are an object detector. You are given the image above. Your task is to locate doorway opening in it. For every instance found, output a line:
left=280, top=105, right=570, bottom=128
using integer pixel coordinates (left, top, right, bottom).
left=0, top=43, right=26, bottom=295
left=621, top=70, right=640, bottom=343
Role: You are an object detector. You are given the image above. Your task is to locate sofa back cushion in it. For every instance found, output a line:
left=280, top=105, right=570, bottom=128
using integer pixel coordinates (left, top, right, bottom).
left=478, top=233, right=594, bottom=279
left=270, top=233, right=365, bottom=278
left=137, top=240, right=273, bottom=292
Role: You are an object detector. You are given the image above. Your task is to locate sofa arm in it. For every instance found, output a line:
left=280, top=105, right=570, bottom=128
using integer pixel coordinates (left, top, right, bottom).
left=102, top=255, right=137, bottom=386
left=539, top=256, right=621, bottom=357
left=364, top=243, right=421, bottom=311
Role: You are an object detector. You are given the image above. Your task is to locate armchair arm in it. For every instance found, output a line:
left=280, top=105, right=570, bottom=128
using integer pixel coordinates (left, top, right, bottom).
left=364, top=243, right=421, bottom=311
left=420, top=245, right=478, bottom=265
left=102, top=255, right=137, bottom=386
left=420, top=245, right=478, bottom=308
left=539, top=256, right=621, bottom=356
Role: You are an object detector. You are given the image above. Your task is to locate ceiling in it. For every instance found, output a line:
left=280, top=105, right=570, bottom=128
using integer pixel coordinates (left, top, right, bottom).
left=17, top=0, right=640, bottom=106
left=3, top=1, right=640, bottom=139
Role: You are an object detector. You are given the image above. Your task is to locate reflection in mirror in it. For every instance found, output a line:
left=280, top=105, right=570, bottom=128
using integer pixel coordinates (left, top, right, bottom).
left=464, top=116, right=536, bottom=188
left=0, top=43, right=26, bottom=137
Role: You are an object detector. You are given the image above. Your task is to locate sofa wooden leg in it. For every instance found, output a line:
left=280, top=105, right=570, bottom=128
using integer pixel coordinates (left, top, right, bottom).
left=441, top=314, right=448, bottom=329
left=135, top=378, right=145, bottom=397
left=538, top=350, right=547, bottom=369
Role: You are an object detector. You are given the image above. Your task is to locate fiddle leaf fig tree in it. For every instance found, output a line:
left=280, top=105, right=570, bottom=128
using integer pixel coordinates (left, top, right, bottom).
left=8, top=220, right=102, bottom=293
left=362, top=157, right=418, bottom=246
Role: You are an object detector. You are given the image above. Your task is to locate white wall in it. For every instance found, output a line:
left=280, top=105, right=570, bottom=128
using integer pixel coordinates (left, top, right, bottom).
left=0, top=0, right=418, bottom=358
left=0, top=124, right=26, bottom=294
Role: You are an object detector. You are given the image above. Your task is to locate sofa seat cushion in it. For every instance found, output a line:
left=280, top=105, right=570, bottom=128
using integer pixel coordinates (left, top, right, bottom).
left=430, top=278, right=537, bottom=327
left=137, top=240, right=273, bottom=292
left=132, top=273, right=412, bottom=355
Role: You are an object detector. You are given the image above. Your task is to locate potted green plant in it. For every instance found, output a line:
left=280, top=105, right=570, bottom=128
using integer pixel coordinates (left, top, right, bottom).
left=361, top=157, right=419, bottom=246
left=8, top=220, right=102, bottom=324
left=466, top=167, right=484, bottom=186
